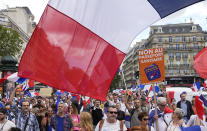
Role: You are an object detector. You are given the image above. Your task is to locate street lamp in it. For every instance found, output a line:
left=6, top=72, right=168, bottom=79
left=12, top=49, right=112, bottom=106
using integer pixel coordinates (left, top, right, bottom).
left=0, top=55, right=18, bottom=98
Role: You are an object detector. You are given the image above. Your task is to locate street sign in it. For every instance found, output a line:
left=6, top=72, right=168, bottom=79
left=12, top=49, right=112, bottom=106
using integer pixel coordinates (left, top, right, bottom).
left=138, top=48, right=165, bottom=84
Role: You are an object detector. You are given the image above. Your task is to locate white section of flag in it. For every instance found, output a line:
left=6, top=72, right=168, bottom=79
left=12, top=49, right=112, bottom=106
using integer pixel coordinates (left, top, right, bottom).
left=48, top=0, right=161, bottom=53
left=7, top=72, right=19, bottom=82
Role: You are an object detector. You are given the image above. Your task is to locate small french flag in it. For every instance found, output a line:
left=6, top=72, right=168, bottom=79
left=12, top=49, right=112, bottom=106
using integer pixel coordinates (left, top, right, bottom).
left=0, top=72, right=27, bottom=84
left=195, top=94, right=207, bottom=120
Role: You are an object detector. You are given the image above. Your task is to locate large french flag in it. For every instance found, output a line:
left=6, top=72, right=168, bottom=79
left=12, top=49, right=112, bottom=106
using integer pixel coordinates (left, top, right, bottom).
left=194, top=47, right=207, bottom=79
left=18, top=0, right=203, bottom=100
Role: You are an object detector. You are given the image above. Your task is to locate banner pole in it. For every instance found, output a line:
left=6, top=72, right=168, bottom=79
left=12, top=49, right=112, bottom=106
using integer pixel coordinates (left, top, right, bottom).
left=152, top=84, right=159, bottom=131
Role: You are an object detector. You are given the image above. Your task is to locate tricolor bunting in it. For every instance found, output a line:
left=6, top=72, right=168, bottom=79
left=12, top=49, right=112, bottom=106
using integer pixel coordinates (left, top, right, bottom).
left=18, top=0, right=204, bottom=100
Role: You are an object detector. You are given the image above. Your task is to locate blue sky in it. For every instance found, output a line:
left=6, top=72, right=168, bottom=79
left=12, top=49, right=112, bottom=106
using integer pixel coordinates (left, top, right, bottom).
left=1, top=0, right=207, bottom=47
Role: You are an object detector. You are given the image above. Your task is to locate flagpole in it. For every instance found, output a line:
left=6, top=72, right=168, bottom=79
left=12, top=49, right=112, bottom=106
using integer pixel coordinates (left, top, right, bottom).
left=152, top=83, right=159, bottom=131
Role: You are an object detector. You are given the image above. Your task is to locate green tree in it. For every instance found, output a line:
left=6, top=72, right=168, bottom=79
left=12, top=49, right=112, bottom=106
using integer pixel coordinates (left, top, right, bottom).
left=110, top=73, right=121, bottom=92
left=0, top=25, right=23, bottom=56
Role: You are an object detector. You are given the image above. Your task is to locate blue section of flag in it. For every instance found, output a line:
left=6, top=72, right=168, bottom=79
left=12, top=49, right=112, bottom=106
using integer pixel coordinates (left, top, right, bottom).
left=24, top=90, right=31, bottom=97
left=148, top=0, right=203, bottom=18
left=16, top=78, right=27, bottom=84
left=56, top=90, right=62, bottom=96
left=152, top=86, right=160, bottom=93
left=180, top=125, right=201, bottom=131
left=199, top=94, right=207, bottom=107
left=196, top=81, right=200, bottom=90
left=139, top=83, right=145, bottom=89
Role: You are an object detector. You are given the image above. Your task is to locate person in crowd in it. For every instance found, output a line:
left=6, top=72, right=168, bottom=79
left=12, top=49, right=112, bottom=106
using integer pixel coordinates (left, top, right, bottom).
left=0, top=108, right=16, bottom=130
left=187, top=107, right=207, bottom=127
left=80, top=112, right=93, bottom=131
left=140, top=95, right=150, bottom=113
left=116, top=103, right=125, bottom=121
left=167, top=108, right=186, bottom=131
left=133, top=111, right=155, bottom=131
left=125, top=98, right=141, bottom=128
left=120, top=96, right=126, bottom=112
left=35, top=104, right=46, bottom=131
left=9, top=86, right=40, bottom=131
left=177, top=92, right=194, bottom=123
left=149, top=97, right=173, bottom=131
left=70, top=102, right=81, bottom=131
left=95, top=105, right=127, bottom=131
left=109, top=93, right=120, bottom=106
left=90, top=100, right=103, bottom=128
left=50, top=102, right=73, bottom=131
left=170, top=102, right=177, bottom=111
left=8, top=127, right=22, bottom=131
left=42, top=107, right=54, bottom=131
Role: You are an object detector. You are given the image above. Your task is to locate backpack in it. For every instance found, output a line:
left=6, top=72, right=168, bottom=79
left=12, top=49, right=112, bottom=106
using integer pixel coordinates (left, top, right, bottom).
left=98, top=119, right=123, bottom=131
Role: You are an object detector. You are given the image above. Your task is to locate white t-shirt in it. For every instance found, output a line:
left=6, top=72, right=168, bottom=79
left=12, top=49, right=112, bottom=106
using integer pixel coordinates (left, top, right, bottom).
left=187, top=115, right=207, bottom=127
left=95, top=119, right=127, bottom=131
left=0, top=120, right=16, bottom=131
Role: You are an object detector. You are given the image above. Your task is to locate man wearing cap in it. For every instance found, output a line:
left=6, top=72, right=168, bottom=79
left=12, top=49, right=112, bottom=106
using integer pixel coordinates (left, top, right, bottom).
left=177, top=91, right=194, bottom=123
left=140, top=95, right=150, bottom=113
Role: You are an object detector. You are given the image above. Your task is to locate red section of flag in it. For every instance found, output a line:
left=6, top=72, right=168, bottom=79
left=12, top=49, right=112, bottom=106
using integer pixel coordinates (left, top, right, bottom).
left=164, top=106, right=173, bottom=113
left=0, top=75, right=9, bottom=84
left=168, top=91, right=174, bottom=103
left=195, top=96, right=204, bottom=120
left=149, top=85, right=152, bottom=92
left=203, top=82, right=207, bottom=88
left=194, top=47, right=207, bottom=79
left=18, top=6, right=125, bottom=101
left=28, top=80, right=34, bottom=87
left=34, top=92, right=39, bottom=96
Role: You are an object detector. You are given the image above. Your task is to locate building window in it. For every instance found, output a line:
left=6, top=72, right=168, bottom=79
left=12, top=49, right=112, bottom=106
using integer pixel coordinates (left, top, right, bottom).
left=170, top=61, right=173, bottom=66
left=169, top=36, right=172, bottom=42
left=183, top=44, right=187, bottom=49
left=193, top=52, right=198, bottom=57
left=176, top=61, right=180, bottom=66
left=175, top=36, right=179, bottom=42
left=194, top=43, right=198, bottom=49
left=176, top=70, right=180, bottom=74
left=176, top=52, right=180, bottom=57
left=183, top=60, right=187, bottom=66
left=184, top=69, right=188, bottom=74
left=176, top=44, right=180, bottom=50
left=182, top=36, right=186, bottom=42
left=193, top=36, right=197, bottom=41
left=158, top=37, right=162, bottom=42
left=169, top=44, right=173, bottom=49
left=169, top=70, right=174, bottom=75
left=182, top=52, right=188, bottom=58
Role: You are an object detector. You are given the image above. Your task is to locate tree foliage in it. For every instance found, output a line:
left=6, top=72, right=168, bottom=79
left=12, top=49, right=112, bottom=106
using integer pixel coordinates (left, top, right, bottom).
left=0, top=25, right=23, bottom=56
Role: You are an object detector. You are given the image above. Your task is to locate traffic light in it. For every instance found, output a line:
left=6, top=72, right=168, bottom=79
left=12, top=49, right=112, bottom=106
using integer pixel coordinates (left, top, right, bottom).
left=135, top=71, right=139, bottom=79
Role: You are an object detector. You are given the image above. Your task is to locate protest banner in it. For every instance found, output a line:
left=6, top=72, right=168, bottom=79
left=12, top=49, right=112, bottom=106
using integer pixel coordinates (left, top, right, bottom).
left=138, top=47, right=165, bottom=85
left=39, top=88, right=52, bottom=97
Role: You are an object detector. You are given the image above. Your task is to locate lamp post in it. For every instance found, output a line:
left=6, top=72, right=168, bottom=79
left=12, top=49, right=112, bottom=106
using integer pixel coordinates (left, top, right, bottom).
left=0, top=55, right=18, bottom=98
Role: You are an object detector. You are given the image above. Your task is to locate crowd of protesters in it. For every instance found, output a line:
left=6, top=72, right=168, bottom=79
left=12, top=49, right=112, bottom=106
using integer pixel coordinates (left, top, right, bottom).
left=0, top=84, right=207, bottom=131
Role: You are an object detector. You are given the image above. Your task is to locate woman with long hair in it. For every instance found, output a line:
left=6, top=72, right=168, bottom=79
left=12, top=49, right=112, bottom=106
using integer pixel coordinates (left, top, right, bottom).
left=80, top=112, right=93, bottom=131
left=70, top=102, right=81, bottom=131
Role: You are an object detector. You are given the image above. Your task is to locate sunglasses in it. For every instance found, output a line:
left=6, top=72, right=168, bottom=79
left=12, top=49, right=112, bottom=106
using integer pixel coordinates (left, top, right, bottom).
left=108, top=111, right=118, bottom=114
left=143, top=118, right=149, bottom=121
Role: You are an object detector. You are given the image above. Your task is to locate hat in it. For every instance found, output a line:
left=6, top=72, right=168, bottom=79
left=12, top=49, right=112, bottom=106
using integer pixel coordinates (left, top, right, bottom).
left=180, top=91, right=187, bottom=97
